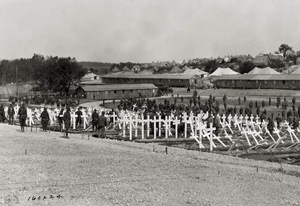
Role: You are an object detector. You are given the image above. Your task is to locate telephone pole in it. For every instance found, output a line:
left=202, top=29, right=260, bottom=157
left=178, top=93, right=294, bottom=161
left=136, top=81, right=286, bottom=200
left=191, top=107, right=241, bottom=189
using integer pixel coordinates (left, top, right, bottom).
left=16, top=65, right=18, bottom=97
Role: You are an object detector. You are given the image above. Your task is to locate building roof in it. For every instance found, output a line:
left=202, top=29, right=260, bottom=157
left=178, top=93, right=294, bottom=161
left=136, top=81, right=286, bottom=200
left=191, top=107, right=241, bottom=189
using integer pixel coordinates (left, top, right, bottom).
left=210, top=67, right=239, bottom=76
left=290, top=66, right=300, bottom=74
left=111, top=67, right=120, bottom=72
left=122, top=66, right=130, bottom=71
left=184, top=68, right=208, bottom=76
left=253, top=55, right=271, bottom=66
left=81, top=72, right=99, bottom=81
left=215, top=74, right=300, bottom=81
left=248, top=67, right=280, bottom=75
left=77, top=84, right=157, bottom=92
left=170, top=66, right=182, bottom=73
left=80, top=79, right=104, bottom=85
left=102, top=73, right=199, bottom=79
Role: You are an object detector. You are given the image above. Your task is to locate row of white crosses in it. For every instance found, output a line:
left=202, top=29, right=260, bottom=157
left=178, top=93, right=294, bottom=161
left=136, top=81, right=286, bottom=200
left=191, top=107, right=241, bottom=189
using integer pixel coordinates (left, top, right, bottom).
left=2, top=105, right=118, bottom=131
left=116, top=110, right=300, bottom=151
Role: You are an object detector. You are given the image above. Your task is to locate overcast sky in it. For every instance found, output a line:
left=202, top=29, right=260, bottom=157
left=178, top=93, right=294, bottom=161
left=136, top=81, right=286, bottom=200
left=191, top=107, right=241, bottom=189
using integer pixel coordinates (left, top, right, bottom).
left=1, top=0, right=299, bottom=63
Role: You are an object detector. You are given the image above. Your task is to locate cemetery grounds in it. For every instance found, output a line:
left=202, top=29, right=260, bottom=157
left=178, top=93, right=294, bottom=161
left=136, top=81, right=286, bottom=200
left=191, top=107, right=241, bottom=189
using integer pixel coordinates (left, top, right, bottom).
left=1, top=88, right=300, bottom=205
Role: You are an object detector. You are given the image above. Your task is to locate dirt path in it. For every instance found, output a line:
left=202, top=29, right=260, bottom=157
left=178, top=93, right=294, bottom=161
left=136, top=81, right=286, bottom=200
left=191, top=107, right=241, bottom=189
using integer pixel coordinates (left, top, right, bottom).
left=1, top=124, right=300, bottom=206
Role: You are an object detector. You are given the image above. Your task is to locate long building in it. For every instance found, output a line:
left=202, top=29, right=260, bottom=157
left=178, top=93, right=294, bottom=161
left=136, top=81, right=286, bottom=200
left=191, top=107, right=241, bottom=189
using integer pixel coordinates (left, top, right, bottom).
left=74, top=84, right=158, bottom=100
left=102, top=73, right=201, bottom=87
left=214, top=74, right=300, bottom=90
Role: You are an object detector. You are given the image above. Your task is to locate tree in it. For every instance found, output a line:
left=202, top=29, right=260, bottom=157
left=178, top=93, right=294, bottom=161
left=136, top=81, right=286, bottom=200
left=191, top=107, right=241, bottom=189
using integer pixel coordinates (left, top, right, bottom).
left=239, top=61, right=255, bottom=74
left=33, top=56, right=86, bottom=96
left=0, top=60, right=10, bottom=85
left=204, top=60, right=218, bottom=73
left=279, top=44, right=292, bottom=58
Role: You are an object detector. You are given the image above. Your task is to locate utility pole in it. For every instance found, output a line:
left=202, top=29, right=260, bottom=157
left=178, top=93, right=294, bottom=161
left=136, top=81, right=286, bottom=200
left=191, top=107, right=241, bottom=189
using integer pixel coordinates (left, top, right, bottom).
left=16, top=65, right=18, bottom=97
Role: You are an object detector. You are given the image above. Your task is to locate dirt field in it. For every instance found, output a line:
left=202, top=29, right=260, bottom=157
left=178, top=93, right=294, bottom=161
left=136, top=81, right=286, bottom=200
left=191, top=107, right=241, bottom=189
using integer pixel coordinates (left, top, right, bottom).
left=1, top=124, right=300, bottom=206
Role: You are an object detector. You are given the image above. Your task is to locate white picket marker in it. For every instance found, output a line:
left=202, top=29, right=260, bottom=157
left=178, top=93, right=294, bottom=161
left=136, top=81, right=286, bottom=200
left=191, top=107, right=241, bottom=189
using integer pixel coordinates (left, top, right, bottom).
left=208, top=123, right=216, bottom=152
left=129, top=115, right=133, bottom=140
left=71, top=112, right=77, bottom=130
left=241, top=128, right=251, bottom=146
left=158, top=115, right=162, bottom=137
left=134, top=115, right=138, bottom=138
left=122, top=117, right=126, bottom=138
left=182, top=113, right=189, bottom=138
left=152, top=115, right=160, bottom=139
left=146, top=115, right=150, bottom=137
left=173, top=116, right=180, bottom=139
left=164, top=116, right=169, bottom=139
left=141, top=115, right=145, bottom=139
left=82, top=112, right=88, bottom=129
left=111, top=112, right=117, bottom=123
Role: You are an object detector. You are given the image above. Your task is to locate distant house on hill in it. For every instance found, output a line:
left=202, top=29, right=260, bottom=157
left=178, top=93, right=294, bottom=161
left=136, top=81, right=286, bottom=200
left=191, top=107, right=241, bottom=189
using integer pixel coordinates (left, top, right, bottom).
left=132, top=65, right=141, bottom=73
left=253, top=55, right=271, bottom=67
left=81, top=72, right=100, bottom=81
left=170, top=66, right=183, bottom=73
left=111, top=67, right=120, bottom=73
left=181, top=65, right=190, bottom=71
left=296, top=57, right=300, bottom=65
left=223, top=56, right=231, bottom=63
left=122, top=66, right=131, bottom=71
left=216, top=57, right=224, bottom=64
left=268, top=54, right=284, bottom=62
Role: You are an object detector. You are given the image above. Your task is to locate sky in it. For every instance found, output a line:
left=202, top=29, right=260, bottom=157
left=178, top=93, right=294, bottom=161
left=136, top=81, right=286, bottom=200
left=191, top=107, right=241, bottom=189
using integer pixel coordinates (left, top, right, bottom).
left=0, top=0, right=300, bottom=63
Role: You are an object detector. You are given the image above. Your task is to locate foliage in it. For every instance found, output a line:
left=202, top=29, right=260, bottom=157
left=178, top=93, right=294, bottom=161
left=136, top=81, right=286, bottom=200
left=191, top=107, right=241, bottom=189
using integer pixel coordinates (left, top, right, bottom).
left=33, top=56, right=86, bottom=95
left=239, top=61, right=255, bottom=74
left=279, top=44, right=292, bottom=58
left=79, top=61, right=112, bottom=75
left=203, top=60, right=218, bottom=73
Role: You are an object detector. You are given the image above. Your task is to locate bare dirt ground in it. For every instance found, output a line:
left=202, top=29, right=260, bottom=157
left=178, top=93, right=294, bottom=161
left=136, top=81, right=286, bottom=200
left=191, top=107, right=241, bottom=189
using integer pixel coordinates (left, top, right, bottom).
left=1, top=124, right=300, bottom=206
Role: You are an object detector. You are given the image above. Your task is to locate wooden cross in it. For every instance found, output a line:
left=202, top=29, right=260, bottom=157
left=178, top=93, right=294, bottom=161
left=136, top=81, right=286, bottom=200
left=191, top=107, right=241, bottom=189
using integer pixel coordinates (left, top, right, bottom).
left=182, top=113, right=189, bottom=138
left=241, top=127, right=251, bottom=146
left=207, top=123, right=216, bottom=151
left=172, top=116, right=181, bottom=139
left=71, top=112, right=77, bottom=130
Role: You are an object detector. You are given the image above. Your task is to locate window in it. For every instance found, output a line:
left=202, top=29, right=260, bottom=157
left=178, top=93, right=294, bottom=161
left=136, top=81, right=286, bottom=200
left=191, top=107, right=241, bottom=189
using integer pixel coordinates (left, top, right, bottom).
left=130, top=90, right=133, bottom=92
left=292, top=81, right=295, bottom=84
left=232, top=80, right=234, bottom=83
left=264, top=80, right=267, bottom=84
left=114, top=90, right=116, bottom=94
left=283, top=80, right=285, bottom=85
left=123, top=90, right=125, bottom=93
left=105, top=91, right=108, bottom=95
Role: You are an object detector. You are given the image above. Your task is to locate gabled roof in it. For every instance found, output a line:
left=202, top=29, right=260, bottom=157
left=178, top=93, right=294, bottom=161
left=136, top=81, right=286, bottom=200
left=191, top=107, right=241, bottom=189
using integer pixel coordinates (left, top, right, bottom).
left=81, top=72, right=99, bottom=79
left=184, top=68, right=208, bottom=76
left=215, top=74, right=300, bottom=81
left=248, top=67, right=280, bottom=75
left=209, top=67, right=239, bottom=76
left=111, top=67, right=120, bottom=72
left=216, top=57, right=224, bottom=64
left=253, top=55, right=271, bottom=66
left=77, top=84, right=157, bottom=92
left=170, top=66, right=182, bottom=73
left=181, top=65, right=190, bottom=71
left=122, top=66, right=130, bottom=71
left=103, top=73, right=199, bottom=80
left=290, top=66, right=300, bottom=74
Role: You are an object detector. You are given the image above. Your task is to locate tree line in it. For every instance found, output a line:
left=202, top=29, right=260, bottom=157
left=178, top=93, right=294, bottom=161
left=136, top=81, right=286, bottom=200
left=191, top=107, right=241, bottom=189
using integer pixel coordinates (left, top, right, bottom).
left=0, top=54, right=86, bottom=96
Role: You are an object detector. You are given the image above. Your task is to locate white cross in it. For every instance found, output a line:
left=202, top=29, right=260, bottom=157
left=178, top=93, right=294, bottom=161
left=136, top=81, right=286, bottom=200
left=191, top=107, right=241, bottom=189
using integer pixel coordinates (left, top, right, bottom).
left=71, top=112, right=78, bottom=130
left=172, top=116, right=181, bottom=139
left=207, top=123, right=216, bottom=151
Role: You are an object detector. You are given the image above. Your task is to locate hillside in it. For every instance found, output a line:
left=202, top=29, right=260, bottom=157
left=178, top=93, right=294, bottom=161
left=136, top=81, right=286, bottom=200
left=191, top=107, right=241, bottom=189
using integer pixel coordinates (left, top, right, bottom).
left=1, top=124, right=300, bottom=205
left=79, top=61, right=113, bottom=74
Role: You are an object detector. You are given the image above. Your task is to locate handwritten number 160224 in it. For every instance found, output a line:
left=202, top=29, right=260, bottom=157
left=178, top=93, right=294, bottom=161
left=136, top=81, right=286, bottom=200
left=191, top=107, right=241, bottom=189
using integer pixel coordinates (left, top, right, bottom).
left=28, top=195, right=63, bottom=201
